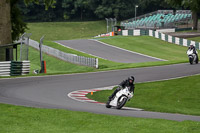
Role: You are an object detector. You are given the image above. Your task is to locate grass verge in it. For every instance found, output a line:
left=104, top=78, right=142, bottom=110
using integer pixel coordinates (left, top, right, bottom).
left=1, top=103, right=200, bottom=133
left=14, top=46, right=95, bottom=75
left=87, top=74, right=200, bottom=116
left=188, top=36, right=200, bottom=42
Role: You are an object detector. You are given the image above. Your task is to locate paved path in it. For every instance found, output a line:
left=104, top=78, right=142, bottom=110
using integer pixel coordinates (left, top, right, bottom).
left=56, top=39, right=165, bottom=63
left=1, top=63, right=200, bottom=121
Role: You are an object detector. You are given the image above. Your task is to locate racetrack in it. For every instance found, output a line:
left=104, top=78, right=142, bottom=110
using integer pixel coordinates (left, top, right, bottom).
left=1, top=63, right=200, bottom=121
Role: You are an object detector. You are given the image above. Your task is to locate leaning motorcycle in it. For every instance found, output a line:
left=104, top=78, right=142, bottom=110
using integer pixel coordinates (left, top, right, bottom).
left=187, top=49, right=199, bottom=64
left=106, top=87, right=133, bottom=109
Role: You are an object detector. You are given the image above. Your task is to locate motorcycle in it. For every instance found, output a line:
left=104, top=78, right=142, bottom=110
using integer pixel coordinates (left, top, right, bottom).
left=106, top=87, right=133, bottom=109
left=187, top=49, right=199, bottom=64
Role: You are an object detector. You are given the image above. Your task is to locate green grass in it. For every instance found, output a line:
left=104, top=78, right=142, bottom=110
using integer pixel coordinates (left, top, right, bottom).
left=100, top=36, right=191, bottom=61
left=23, top=21, right=196, bottom=75
left=14, top=35, right=193, bottom=75
left=87, top=74, right=200, bottom=116
left=188, top=36, right=200, bottom=42
left=2, top=22, right=200, bottom=132
left=40, top=36, right=192, bottom=71
left=14, top=46, right=95, bottom=75
left=27, top=21, right=107, bottom=41
left=30, top=47, right=96, bottom=74
left=1, top=103, right=200, bottom=133
left=177, top=30, right=198, bottom=33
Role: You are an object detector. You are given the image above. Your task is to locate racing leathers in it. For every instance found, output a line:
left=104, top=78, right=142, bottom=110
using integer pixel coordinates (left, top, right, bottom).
left=109, top=79, right=135, bottom=100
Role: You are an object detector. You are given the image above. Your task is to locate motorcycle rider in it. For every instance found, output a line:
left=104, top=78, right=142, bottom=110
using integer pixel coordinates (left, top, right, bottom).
left=108, top=76, right=135, bottom=101
left=188, top=44, right=199, bottom=61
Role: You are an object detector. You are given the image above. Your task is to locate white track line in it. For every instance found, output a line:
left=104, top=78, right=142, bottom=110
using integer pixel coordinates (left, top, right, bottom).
left=55, top=41, right=107, bottom=60
left=90, top=39, right=167, bottom=61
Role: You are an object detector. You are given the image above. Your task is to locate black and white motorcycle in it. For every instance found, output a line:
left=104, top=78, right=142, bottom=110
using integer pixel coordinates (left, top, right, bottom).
left=187, top=49, right=199, bottom=64
left=106, top=87, right=133, bottom=109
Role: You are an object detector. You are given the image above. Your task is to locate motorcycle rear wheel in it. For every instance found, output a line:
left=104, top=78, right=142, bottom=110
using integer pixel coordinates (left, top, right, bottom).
left=106, top=101, right=111, bottom=108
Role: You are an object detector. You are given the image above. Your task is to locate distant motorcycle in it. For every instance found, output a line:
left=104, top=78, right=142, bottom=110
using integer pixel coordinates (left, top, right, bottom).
left=106, top=87, right=133, bottom=109
left=187, top=49, right=198, bottom=64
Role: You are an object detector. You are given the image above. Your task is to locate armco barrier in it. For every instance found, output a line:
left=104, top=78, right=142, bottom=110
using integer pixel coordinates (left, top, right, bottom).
left=0, top=61, right=30, bottom=76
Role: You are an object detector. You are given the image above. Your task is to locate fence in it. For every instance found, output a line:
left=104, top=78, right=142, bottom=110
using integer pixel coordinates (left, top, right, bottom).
left=117, top=28, right=200, bottom=50
left=0, top=61, right=30, bottom=76
left=148, top=30, right=200, bottom=50
left=20, top=33, right=32, bottom=61
left=118, top=29, right=149, bottom=36
left=29, top=39, right=98, bottom=68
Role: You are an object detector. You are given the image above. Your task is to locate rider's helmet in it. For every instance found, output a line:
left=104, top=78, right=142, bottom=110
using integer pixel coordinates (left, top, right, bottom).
left=128, top=76, right=135, bottom=83
left=190, top=44, right=194, bottom=49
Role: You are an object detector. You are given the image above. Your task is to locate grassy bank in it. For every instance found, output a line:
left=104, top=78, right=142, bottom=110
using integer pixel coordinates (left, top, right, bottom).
left=1, top=103, right=200, bottom=133
left=87, top=74, right=200, bottom=116
left=27, top=21, right=107, bottom=41
left=100, top=36, right=191, bottom=61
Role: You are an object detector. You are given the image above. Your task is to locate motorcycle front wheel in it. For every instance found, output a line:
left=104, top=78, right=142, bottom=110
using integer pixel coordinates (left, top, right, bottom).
left=189, top=57, right=193, bottom=64
left=116, top=96, right=127, bottom=109
left=196, top=56, right=199, bottom=64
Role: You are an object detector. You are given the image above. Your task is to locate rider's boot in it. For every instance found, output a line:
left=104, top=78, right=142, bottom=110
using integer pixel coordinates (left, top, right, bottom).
left=108, top=89, right=119, bottom=101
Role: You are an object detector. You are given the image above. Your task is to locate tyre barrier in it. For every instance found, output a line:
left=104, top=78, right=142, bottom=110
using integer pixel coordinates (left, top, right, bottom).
left=0, top=61, right=30, bottom=76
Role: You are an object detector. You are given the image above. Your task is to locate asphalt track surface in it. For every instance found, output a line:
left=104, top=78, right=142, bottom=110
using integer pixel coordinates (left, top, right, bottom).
left=1, top=63, right=200, bottom=121
left=56, top=39, right=164, bottom=63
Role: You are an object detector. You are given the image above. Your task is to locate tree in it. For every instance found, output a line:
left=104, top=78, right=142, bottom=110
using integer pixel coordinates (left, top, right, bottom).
left=62, top=0, right=94, bottom=21
left=0, top=0, right=56, bottom=45
left=88, top=0, right=139, bottom=20
left=0, top=0, right=12, bottom=45
left=166, top=0, right=200, bottom=30
left=11, top=0, right=27, bottom=42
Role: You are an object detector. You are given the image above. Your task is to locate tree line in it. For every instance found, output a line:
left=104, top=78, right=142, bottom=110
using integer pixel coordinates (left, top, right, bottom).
left=0, top=0, right=200, bottom=45
left=18, top=0, right=172, bottom=22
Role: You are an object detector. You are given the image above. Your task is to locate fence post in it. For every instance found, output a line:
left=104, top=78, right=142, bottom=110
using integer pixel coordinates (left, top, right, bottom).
left=39, top=36, right=45, bottom=73
left=20, top=33, right=32, bottom=61
left=95, top=58, right=98, bottom=69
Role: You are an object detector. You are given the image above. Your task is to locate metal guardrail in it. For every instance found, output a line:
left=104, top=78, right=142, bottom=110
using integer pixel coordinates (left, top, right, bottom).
left=0, top=61, right=30, bottom=76
left=29, top=39, right=98, bottom=68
